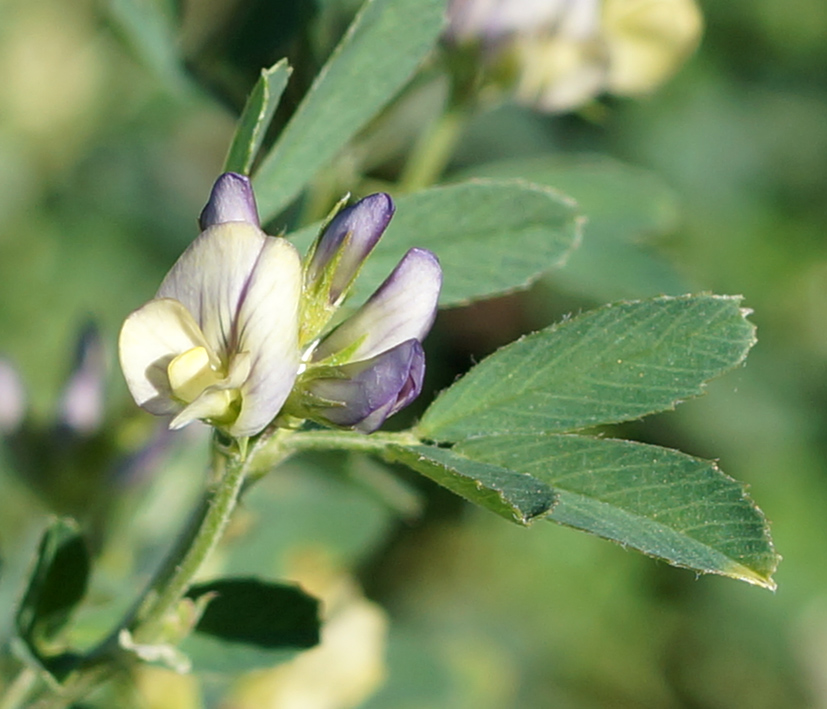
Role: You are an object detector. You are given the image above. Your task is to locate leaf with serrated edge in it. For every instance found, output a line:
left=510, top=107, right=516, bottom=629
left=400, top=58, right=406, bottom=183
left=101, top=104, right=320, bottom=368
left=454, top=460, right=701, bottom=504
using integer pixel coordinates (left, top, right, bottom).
left=457, top=434, right=779, bottom=589
left=224, top=60, right=291, bottom=175
left=455, top=155, right=686, bottom=301
left=253, top=0, right=446, bottom=220
left=418, top=295, right=756, bottom=441
left=385, top=444, right=555, bottom=525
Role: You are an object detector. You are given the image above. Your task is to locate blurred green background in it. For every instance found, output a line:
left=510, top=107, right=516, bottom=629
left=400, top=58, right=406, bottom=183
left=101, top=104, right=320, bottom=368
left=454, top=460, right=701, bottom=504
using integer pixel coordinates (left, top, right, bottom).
left=1, top=0, right=826, bottom=706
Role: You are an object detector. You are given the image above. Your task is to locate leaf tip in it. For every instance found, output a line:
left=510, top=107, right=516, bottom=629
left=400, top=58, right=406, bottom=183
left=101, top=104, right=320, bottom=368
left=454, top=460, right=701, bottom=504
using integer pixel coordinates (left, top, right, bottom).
left=720, top=560, right=779, bottom=591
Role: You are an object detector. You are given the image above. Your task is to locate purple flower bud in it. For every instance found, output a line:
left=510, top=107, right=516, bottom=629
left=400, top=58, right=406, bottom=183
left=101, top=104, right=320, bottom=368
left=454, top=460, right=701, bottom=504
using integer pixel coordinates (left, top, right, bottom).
left=58, top=323, right=107, bottom=434
left=306, top=193, right=395, bottom=304
left=0, top=359, right=26, bottom=433
left=307, top=339, right=425, bottom=433
left=313, top=248, right=441, bottom=364
left=198, top=172, right=260, bottom=230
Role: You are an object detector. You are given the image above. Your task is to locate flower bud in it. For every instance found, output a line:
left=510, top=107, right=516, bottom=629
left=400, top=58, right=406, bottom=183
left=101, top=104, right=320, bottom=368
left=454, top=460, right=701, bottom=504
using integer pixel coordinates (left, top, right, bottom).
left=304, top=339, right=425, bottom=433
left=291, top=246, right=441, bottom=432
left=313, top=248, right=441, bottom=364
left=305, top=193, right=395, bottom=306
left=198, top=172, right=260, bottom=230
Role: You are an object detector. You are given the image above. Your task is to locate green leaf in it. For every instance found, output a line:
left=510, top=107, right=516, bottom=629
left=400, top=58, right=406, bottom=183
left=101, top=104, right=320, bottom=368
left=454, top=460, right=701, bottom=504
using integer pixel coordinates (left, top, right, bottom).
left=457, top=155, right=686, bottom=301
left=107, top=0, right=189, bottom=92
left=187, top=577, right=320, bottom=649
left=224, top=60, right=292, bottom=175
left=16, top=519, right=90, bottom=655
left=418, top=295, right=756, bottom=441
left=384, top=444, right=555, bottom=525
left=221, top=453, right=397, bottom=577
left=287, top=180, right=583, bottom=308
left=253, top=0, right=446, bottom=221
left=182, top=578, right=320, bottom=673
left=456, top=434, right=779, bottom=588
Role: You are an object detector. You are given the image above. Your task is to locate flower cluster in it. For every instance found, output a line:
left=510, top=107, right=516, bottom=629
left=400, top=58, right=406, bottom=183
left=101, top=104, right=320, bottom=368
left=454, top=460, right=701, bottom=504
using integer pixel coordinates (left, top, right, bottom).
left=445, top=0, right=703, bottom=113
left=119, top=174, right=441, bottom=438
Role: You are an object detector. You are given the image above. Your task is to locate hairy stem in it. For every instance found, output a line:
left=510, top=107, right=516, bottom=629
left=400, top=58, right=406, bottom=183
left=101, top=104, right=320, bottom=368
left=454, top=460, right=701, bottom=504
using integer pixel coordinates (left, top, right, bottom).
left=30, top=429, right=295, bottom=708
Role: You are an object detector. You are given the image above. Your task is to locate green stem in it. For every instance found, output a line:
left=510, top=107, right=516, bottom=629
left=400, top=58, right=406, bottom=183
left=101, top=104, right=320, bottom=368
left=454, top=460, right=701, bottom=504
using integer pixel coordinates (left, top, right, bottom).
left=30, top=430, right=296, bottom=709
left=130, top=446, right=247, bottom=637
left=0, top=666, right=38, bottom=709
left=22, top=427, right=412, bottom=708
left=398, top=106, right=468, bottom=193
left=285, top=429, right=418, bottom=455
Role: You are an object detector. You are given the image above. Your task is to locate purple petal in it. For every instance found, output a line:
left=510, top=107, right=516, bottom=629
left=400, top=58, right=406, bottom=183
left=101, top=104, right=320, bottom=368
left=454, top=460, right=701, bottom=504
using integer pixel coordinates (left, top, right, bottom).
left=58, top=323, right=106, bottom=434
left=313, top=248, right=442, bottom=363
left=199, top=172, right=260, bottom=230
left=308, top=339, right=425, bottom=433
left=307, top=193, right=395, bottom=303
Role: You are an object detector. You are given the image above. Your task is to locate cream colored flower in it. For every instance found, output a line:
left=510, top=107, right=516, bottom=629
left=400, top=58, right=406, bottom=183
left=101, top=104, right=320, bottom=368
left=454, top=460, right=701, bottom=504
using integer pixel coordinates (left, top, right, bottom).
left=447, top=0, right=703, bottom=113
left=119, top=173, right=302, bottom=438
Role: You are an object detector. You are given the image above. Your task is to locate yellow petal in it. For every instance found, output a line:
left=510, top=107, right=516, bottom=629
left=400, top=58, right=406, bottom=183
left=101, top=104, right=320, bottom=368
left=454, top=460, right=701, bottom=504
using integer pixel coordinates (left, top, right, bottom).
left=604, top=0, right=703, bottom=95
left=170, top=388, right=240, bottom=430
left=167, top=346, right=223, bottom=403
left=119, top=299, right=214, bottom=415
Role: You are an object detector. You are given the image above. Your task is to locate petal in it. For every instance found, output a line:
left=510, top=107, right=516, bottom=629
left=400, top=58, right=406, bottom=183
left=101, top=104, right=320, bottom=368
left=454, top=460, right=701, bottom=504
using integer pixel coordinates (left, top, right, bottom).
left=170, top=388, right=239, bottom=430
left=308, top=339, right=425, bottom=433
left=156, top=222, right=267, bottom=358
left=313, top=248, right=442, bottom=363
left=199, top=172, right=260, bottom=230
left=119, top=298, right=213, bottom=415
left=229, top=237, right=303, bottom=437
left=58, top=323, right=106, bottom=434
left=306, top=193, right=395, bottom=304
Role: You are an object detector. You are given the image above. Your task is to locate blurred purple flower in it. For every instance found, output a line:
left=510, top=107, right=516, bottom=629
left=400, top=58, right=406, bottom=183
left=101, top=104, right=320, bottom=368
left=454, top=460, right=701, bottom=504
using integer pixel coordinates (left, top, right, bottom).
left=444, top=0, right=703, bottom=113
left=58, top=322, right=106, bottom=434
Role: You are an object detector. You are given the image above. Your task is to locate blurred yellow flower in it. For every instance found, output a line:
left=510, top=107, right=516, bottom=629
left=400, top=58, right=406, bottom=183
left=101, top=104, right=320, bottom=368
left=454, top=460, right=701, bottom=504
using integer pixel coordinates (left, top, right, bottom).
left=447, top=0, right=703, bottom=112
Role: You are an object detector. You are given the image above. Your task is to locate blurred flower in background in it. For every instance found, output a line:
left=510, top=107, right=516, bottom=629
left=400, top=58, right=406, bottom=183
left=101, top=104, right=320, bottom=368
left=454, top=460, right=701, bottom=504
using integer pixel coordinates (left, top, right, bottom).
left=0, top=323, right=175, bottom=534
left=445, top=0, right=703, bottom=112
left=231, top=552, right=388, bottom=709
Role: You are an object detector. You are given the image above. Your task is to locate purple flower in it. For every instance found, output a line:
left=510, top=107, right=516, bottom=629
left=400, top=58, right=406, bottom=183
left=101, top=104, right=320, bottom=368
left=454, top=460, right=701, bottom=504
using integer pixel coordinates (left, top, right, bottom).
left=305, top=193, right=395, bottom=307
left=307, top=340, right=425, bottom=433
left=312, top=248, right=441, bottom=363
left=444, top=0, right=703, bottom=114
left=297, top=246, right=442, bottom=432
left=58, top=323, right=106, bottom=434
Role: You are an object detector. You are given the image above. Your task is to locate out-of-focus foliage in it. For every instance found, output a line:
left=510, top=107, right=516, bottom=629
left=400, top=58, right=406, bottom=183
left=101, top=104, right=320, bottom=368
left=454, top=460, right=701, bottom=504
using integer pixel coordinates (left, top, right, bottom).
left=0, top=0, right=824, bottom=706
